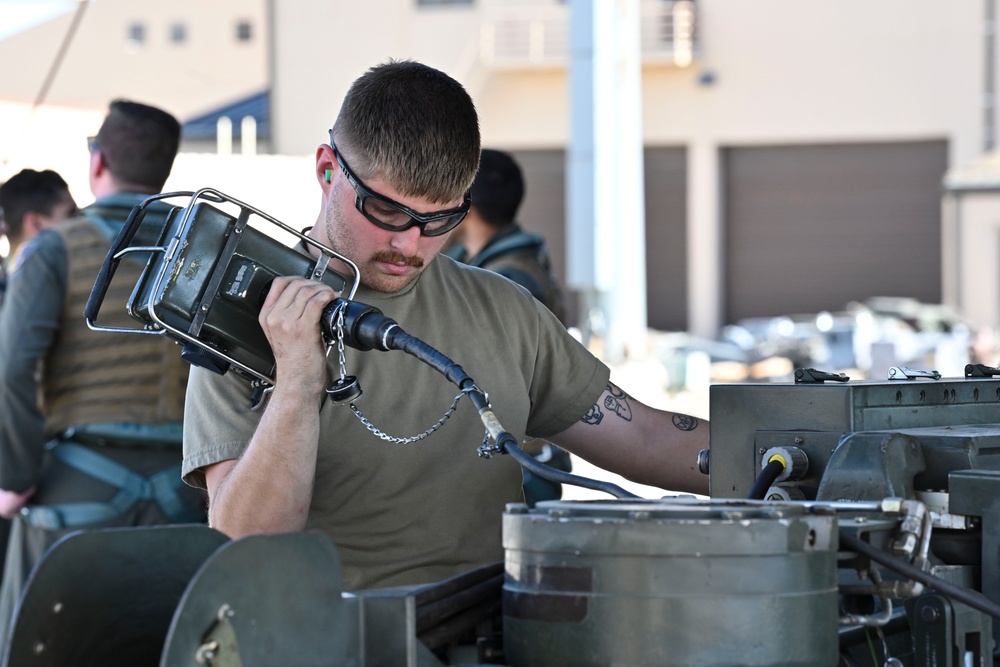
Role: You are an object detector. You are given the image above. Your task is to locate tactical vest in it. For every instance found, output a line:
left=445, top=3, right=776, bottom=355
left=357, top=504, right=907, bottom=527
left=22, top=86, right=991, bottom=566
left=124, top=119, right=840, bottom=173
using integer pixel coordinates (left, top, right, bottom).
left=41, top=217, right=188, bottom=436
left=471, top=230, right=568, bottom=325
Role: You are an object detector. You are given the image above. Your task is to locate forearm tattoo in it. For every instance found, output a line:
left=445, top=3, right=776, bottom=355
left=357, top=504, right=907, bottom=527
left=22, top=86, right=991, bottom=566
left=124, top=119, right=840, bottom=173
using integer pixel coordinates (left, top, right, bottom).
left=580, top=383, right=700, bottom=432
left=581, top=383, right=633, bottom=426
left=581, top=403, right=604, bottom=425
left=672, top=414, right=700, bottom=431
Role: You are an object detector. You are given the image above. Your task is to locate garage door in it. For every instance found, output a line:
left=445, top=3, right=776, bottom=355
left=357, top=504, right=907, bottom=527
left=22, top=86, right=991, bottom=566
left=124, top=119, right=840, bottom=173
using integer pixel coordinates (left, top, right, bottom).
left=723, top=140, right=948, bottom=323
left=644, top=146, right=688, bottom=331
left=511, top=147, right=688, bottom=331
left=508, top=149, right=573, bottom=322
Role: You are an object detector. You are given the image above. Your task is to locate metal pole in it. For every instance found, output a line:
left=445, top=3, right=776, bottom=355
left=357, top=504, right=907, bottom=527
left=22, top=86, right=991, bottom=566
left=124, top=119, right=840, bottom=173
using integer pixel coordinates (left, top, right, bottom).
left=567, top=0, right=647, bottom=361
left=986, top=0, right=996, bottom=152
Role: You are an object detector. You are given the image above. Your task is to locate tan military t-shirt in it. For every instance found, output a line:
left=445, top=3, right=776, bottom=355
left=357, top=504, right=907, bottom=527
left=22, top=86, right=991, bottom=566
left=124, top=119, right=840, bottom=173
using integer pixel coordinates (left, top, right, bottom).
left=182, top=255, right=609, bottom=590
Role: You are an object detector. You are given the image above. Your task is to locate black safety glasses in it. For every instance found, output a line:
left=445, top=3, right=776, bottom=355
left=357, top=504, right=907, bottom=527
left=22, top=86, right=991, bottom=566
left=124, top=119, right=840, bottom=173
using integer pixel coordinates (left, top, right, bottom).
left=329, top=135, right=470, bottom=237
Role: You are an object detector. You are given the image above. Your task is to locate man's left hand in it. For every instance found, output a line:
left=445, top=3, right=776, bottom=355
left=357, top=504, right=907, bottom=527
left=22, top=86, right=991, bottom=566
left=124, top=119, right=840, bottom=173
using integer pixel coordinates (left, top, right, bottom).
left=0, top=487, right=35, bottom=519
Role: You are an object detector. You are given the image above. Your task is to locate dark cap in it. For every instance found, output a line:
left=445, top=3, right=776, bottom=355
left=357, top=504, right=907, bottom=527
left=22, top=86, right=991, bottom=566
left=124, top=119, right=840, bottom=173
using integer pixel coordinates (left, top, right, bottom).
left=471, top=149, right=524, bottom=227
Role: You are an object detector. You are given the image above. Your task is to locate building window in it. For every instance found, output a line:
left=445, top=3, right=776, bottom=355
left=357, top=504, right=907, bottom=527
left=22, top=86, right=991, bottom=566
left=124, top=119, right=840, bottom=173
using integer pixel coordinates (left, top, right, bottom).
left=127, top=22, right=145, bottom=46
left=236, top=20, right=252, bottom=42
left=170, top=22, right=187, bottom=44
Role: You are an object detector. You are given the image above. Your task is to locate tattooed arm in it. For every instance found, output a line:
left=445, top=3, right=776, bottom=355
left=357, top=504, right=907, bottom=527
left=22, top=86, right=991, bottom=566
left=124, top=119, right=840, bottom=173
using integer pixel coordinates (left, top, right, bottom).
left=549, top=382, right=709, bottom=496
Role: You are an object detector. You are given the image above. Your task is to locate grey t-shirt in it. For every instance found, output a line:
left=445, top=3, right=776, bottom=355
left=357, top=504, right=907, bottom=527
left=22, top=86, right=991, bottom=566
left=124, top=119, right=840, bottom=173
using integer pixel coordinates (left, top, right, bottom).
left=182, top=254, right=609, bottom=590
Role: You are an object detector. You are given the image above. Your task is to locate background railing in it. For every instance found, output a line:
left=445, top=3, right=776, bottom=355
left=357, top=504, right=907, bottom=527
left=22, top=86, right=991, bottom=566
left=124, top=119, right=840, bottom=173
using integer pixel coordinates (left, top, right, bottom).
left=480, top=0, right=697, bottom=68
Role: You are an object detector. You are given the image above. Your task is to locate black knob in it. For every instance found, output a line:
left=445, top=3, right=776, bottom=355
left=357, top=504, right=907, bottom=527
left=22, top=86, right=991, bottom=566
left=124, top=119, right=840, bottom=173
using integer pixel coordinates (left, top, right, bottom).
left=327, top=376, right=362, bottom=404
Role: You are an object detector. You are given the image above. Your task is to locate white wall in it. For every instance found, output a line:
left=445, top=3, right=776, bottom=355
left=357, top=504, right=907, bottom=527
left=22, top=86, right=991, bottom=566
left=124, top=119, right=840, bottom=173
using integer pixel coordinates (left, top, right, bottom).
left=943, top=187, right=1000, bottom=330
left=0, top=0, right=268, bottom=119
left=0, top=101, right=105, bottom=202
left=271, top=0, right=480, bottom=154
left=272, top=1, right=986, bottom=157
left=164, top=153, right=321, bottom=240
left=645, top=1, right=983, bottom=159
left=244, top=1, right=1000, bottom=336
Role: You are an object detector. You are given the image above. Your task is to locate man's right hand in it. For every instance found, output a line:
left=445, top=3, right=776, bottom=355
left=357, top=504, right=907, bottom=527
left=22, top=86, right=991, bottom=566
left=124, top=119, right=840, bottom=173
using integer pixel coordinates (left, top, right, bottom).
left=204, top=276, right=334, bottom=538
left=258, top=276, right=337, bottom=394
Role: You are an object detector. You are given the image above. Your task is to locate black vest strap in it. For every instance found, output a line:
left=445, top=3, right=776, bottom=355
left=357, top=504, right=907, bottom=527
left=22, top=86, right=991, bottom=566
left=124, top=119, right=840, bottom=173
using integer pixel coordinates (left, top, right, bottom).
left=470, top=231, right=545, bottom=268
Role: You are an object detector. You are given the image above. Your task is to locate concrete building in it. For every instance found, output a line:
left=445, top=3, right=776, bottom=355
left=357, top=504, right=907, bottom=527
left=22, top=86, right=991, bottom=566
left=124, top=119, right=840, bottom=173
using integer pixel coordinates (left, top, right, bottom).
left=944, top=149, right=1000, bottom=337
left=0, top=0, right=267, bottom=119
left=2, top=0, right=996, bottom=345
left=271, top=0, right=993, bottom=340
left=0, top=0, right=269, bottom=195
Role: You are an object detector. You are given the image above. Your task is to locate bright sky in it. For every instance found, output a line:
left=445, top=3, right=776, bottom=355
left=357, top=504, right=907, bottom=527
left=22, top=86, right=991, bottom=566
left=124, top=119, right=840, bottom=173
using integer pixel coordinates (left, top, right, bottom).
left=0, top=0, right=75, bottom=40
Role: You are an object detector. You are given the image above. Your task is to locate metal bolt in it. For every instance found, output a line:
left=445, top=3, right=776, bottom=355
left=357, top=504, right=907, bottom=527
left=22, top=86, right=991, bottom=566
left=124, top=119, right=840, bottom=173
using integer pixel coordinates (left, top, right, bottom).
left=33, top=642, right=45, bottom=655
left=794, top=436, right=804, bottom=444
left=195, top=641, right=220, bottom=664
left=920, top=605, right=940, bottom=623
left=697, top=449, right=710, bottom=475
left=53, top=601, right=63, bottom=613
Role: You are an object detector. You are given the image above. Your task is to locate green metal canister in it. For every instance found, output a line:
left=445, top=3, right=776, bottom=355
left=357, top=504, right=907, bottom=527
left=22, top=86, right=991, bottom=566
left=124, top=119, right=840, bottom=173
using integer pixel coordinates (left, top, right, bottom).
left=503, top=497, right=839, bottom=667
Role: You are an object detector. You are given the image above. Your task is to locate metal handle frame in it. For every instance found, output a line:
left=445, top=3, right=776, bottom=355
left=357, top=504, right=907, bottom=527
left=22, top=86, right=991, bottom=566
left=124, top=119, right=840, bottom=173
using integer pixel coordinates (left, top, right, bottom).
left=86, top=188, right=361, bottom=387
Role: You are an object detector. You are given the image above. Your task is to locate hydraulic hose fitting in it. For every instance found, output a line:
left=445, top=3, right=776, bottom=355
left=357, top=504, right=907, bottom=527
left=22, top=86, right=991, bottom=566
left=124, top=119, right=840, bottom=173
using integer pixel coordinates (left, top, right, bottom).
left=761, top=446, right=809, bottom=482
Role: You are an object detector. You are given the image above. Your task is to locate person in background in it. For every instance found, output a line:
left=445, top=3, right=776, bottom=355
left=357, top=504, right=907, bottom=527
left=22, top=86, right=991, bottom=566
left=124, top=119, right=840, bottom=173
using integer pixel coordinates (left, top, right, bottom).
left=0, top=168, right=77, bottom=587
left=0, top=169, right=77, bottom=308
left=445, top=148, right=567, bottom=325
left=446, top=148, right=572, bottom=504
left=0, top=100, right=206, bottom=642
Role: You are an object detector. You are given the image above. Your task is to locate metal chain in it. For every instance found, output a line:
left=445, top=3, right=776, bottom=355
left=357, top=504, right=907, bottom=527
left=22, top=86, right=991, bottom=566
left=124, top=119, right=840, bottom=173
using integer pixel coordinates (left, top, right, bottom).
left=330, top=301, right=489, bottom=445
left=348, top=389, right=480, bottom=445
left=334, top=302, right=348, bottom=380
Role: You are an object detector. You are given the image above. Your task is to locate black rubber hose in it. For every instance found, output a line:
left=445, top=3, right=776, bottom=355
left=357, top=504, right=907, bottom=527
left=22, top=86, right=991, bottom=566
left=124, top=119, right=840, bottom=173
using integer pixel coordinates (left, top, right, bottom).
left=384, top=324, right=641, bottom=499
left=321, top=298, right=642, bottom=500
left=389, top=330, right=474, bottom=389
left=502, top=439, right=640, bottom=500
left=321, top=299, right=474, bottom=387
left=839, top=530, right=1000, bottom=621
left=748, top=458, right=785, bottom=500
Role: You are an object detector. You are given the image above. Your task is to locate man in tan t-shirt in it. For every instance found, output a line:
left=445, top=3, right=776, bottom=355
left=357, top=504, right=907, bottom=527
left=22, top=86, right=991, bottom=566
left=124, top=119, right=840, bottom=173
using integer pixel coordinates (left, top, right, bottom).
left=182, top=59, right=710, bottom=591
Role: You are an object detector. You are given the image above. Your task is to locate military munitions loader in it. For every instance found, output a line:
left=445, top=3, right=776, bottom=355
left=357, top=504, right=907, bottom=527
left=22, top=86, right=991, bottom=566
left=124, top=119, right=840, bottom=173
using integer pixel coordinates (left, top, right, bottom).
left=5, top=190, right=1000, bottom=667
